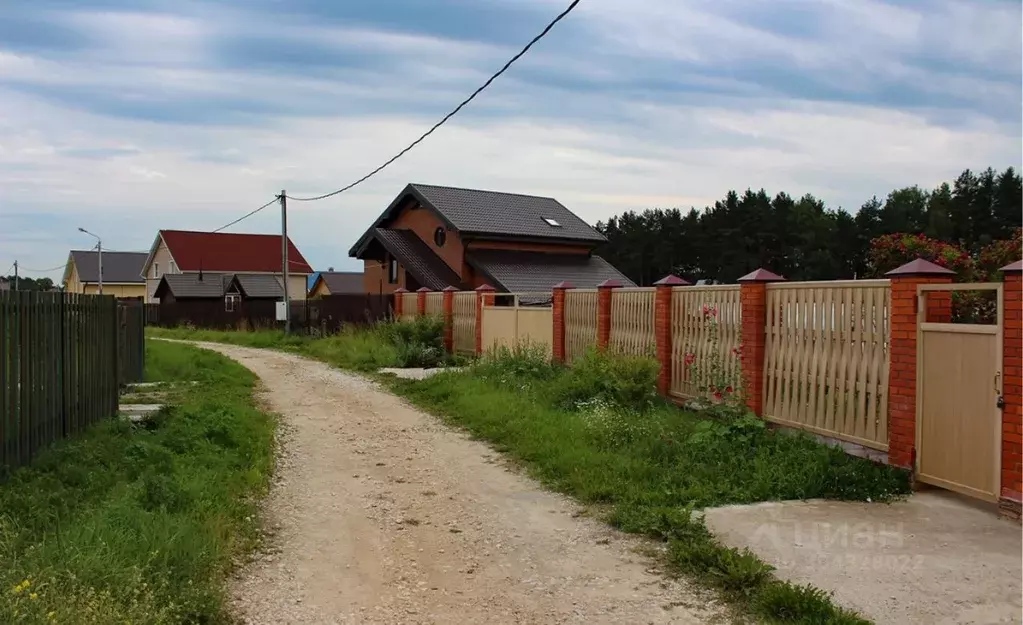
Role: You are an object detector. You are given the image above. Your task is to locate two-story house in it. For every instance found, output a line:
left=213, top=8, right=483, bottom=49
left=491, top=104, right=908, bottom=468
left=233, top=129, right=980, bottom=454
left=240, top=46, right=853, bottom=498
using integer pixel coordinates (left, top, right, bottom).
left=349, top=184, right=634, bottom=293
left=141, top=230, right=313, bottom=303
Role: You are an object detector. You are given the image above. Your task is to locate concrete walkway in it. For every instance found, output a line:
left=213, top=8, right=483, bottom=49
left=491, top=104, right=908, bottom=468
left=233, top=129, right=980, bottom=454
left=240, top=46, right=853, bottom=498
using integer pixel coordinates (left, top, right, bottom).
left=704, top=492, right=1022, bottom=624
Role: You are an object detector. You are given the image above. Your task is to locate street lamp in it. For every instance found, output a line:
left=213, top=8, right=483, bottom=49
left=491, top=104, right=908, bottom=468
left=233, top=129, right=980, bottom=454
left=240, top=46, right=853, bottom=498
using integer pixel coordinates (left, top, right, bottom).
left=78, top=227, right=102, bottom=295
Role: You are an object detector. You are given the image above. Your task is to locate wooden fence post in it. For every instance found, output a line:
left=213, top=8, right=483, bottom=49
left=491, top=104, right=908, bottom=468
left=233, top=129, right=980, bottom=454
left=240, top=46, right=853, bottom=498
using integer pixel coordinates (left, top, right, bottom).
left=442, top=286, right=457, bottom=354
left=738, top=268, right=785, bottom=416
left=596, top=279, right=621, bottom=352
left=1000, top=260, right=1023, bottom=517
left=416, top=287, right=430, bottom=317
left=475, top=284, right=495, bottom=355
left=552, top=281, right=573, bottom=363
left=393, top=287, right=407, bottom=318
left=653, top=275, right=689, bottom=396
left=885, top=258, right=955, bottom=470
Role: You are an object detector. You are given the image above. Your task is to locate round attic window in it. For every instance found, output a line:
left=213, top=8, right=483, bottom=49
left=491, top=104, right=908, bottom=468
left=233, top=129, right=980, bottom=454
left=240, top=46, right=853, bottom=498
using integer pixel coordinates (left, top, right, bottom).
left=434, top=227, right=447, bottom=247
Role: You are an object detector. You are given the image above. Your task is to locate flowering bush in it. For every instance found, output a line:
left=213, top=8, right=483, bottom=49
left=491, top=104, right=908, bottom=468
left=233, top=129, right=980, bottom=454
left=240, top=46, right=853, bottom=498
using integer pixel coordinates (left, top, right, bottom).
left=867, top=233, right=975, bottom=278
left=978, top=227, right=1022, bottom=280
left=682, top=305, right=746, bottom=420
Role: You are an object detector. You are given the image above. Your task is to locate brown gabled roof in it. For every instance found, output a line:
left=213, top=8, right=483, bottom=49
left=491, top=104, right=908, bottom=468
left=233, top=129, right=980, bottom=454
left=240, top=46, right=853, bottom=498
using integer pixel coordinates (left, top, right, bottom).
left=68, top=250, right=147, bottom=284
left=349, top=183, right=605, bottom=258
left=372, top=229, right=462, bottom=291
left=312, top=271, right=364, bottom=295
left=154, top=273, right=229, bottom=299
left=466, top=250, right=635, bottom=292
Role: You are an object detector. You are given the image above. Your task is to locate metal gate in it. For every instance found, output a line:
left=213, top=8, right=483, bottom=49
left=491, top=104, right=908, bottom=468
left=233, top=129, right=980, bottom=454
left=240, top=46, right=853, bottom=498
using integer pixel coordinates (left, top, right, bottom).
left=916, top=283, right=1003, bottom=501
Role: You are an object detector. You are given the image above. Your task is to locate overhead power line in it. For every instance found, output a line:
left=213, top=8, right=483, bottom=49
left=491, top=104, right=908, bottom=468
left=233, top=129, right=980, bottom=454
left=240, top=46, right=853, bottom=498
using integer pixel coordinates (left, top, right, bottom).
left=18, top=262, right=67, bottom=273
left=286, top=0, right=582, bottom=203
left=212, top=196, right=280, bottom=233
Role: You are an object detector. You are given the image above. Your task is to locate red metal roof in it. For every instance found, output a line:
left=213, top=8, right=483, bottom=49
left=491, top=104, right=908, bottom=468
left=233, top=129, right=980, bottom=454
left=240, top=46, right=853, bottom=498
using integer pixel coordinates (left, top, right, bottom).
left=159, top=230, right=313, bottom=274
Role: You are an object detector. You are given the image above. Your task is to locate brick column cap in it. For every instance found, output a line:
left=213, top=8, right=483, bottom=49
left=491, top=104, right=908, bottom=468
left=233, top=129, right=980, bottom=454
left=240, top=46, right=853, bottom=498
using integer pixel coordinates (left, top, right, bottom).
left=475, top=284, right=496, bottom=292
left=597, top=279, right=623, bottom=288
left=416, top=286, right=433, bottom=292
left=394, top=287, right=409, bottom=293
left=1000, top=259, right=1023, bottom=273
left=442, top=285, right=459, bottom=292
left=885, top=258, right=955, bottom=276
left=738, top=268, right=785, bottom=283
left=553, top=281, right=575, bottom=289
left=653, top=274, right=690, bottom=286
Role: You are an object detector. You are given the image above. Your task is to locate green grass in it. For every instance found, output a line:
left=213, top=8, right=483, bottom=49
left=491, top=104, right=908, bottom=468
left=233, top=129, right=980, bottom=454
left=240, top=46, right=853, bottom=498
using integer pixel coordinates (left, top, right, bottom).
left=384, top=349, right=910, bottom=624
left=0, top=340, right=275, bottom=624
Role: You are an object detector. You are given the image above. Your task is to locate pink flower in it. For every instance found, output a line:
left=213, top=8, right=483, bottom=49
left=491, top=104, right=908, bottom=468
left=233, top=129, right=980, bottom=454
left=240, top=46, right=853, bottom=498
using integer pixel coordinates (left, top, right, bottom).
left=725, top=386, right=734, bottom=395
left=684, top=352, right=696, bottom=366
left=713, top=391, right=723, bottom=401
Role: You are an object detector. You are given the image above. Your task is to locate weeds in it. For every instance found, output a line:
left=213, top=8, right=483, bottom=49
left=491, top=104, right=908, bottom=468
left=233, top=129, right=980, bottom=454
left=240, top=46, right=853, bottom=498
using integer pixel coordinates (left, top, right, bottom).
left=0, top=340, right=275, bottom=624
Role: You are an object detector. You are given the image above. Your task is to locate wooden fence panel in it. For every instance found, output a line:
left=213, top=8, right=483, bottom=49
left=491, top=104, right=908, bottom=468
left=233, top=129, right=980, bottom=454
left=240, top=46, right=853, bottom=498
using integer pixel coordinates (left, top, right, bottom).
left=453, top=292, right=477, bottom=354
left=763, top=280, right=890, bottom=450
left=565, top=289, right=597, bottom=361
left=481, top=305, right=553, bottom=356
left=0, top=292, right=123, bottom=471
left=400, top=292, right=418, bottom=320
left=117, top=302, right=146, bottom=385
left=609, top=288, right=655, bottom=357
left=425, top=292, right=444, bottom=316
left=669, top=286, right=742, bottom=399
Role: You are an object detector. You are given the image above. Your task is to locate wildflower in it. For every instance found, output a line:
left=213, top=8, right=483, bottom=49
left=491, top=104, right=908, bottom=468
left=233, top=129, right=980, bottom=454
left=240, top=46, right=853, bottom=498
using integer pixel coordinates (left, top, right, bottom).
left=684, top=352, right=696, bottom=366
left=29, top=592, right=37, bottom=600
left=725, top=386, right=734, bottom=394
left=713, top=391, right=723, bottom=401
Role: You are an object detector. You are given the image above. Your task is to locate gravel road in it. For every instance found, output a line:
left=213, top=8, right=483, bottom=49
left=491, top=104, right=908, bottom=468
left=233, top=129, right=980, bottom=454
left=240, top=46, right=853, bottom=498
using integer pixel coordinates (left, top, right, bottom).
left=195, top=343, right=721, bottom=625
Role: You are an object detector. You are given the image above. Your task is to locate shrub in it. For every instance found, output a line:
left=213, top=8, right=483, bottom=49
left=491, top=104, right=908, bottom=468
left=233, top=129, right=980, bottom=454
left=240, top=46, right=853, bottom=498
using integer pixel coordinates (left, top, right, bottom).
left=551, top=349, right=660, bottom=411
left=753, top=581, right=868, bottom=624
left=867, top=233, right=975, bottom=278
left=381, top=316, right=446, bottom=368
left=473, top=343, right=556, bottom=381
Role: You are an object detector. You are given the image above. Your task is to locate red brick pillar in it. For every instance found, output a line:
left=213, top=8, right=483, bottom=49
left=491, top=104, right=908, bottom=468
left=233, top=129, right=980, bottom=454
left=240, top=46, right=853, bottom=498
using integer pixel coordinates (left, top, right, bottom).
left=442, top=286, right=457, bottom=354
left=475, top=284, right=495, bottom=355
left=1001, top=260, right=1023, bottom=514
left=394, top=287, right=407, bottom=317
left=552, top=281, right=573, bottom=363
left=653, top=275, right=689, bottom=396
left=885, top=258, right=955, bottom=469
left=738, top=268, right=785, bottom=416
left=416, top=287, right=430, bottom=317
left=596, top=279, right=621, bottom=352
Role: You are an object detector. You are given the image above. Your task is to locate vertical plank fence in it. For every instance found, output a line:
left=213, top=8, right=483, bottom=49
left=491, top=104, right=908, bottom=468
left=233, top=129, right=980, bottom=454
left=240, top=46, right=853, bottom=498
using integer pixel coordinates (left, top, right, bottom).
left=452, top=292, right=477, bottom=354
left=762, top=280, right=890, bottom=450
left=117, top=302, right=146, bottom=385
left=1, top=292, right=121, bottom=471
left=564, top=289, right=598, bottom=361
left=400, top=292, right=418, bottom=320
left=669, top=285, right=742, bottom=399
left=609, top=288, right=656, bottom=357
left=425, top=292, right=444, bottom=316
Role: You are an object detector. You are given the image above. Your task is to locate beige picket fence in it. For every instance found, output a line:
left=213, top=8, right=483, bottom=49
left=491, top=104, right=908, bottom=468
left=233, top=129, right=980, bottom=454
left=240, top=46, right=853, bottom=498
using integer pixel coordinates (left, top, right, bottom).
left=399, top=292, right=418, bottom=320
left=669, top=285, right=742, bottom=399
left=480, top=298, right=553, bottom=356
left=425, top=292, right=444, bottom=316
left=609, top=288, right=655, bottom=357
left=453, top=292, right=477, bottom=354
left=564, top=289, right=598, bottom=361
left=762, top=280, right=890, bottom=450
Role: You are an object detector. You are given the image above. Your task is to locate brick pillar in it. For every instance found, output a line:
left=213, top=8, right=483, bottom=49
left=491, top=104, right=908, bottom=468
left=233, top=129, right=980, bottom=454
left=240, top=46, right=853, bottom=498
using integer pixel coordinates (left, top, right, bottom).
left=738, top=268, right=785, bottom=416
left=475, top=284, right=495, bottom=355
left=885, top=258, right=955, bottom=469
left=417, top=287, right=430, bottom=317
left=394, top=287, right=407, bottom=317
left=596, top=279, right=621, bottom=351
left=442, top=286, right=457, bottom=354
left=1001, top=260, right=1023, bottom=515
left=653, top=275, right=690, bottom=396
left=552, top=281, right=574, bottom=363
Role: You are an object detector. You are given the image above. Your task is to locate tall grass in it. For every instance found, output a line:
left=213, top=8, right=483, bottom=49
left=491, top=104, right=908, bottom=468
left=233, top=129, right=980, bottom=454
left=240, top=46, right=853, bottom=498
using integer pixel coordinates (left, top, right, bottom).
left=390, top=347, right=910, bottom=624
left=0, top=340, right=275, bottom=624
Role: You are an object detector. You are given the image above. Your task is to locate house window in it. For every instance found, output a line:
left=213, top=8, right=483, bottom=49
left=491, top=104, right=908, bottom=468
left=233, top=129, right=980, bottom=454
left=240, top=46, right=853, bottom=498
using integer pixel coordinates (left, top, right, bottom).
left=154, top=263, right=160, bottom=278
left=225, top=294, right=240, bottom=312
left=388, top=257, right=399, bottom=284
left=542, top=217, right=561, bottom=227
left=169, top=261, right=177, bottom=274
left=434, top=227, right=447, bottom=247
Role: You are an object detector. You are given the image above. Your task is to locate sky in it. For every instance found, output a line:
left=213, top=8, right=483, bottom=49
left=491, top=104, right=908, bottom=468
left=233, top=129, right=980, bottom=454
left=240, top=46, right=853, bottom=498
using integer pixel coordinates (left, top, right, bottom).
left=1, top=0, right=1020, bottom=280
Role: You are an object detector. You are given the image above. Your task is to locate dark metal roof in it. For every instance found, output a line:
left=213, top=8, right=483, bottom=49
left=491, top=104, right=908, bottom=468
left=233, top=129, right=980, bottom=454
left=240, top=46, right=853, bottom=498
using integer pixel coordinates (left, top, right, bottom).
left=466, top=250, right=635, bottom=292
left=409, top=184, right=605, bottom=242
left=154, top=273, right=229, bottom=299
left=373, top=229, right=462, bottom=291
left=70, top=250, right=147, bottom=284
left=234, top=274, right=284, bottom=299
left=314, top=271, right=364, bottom=294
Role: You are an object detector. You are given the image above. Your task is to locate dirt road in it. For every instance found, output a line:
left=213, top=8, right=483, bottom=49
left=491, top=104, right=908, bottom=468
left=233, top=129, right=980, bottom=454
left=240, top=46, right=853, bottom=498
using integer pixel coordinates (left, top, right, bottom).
left=198, top=343, right=720, bottom=625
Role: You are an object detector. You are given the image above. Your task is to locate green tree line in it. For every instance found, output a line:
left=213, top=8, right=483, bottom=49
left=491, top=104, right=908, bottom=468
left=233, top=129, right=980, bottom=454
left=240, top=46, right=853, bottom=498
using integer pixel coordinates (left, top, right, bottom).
left=595, top=167, right=1022, bottom=284
left=0, top=276, right=56, bottom=292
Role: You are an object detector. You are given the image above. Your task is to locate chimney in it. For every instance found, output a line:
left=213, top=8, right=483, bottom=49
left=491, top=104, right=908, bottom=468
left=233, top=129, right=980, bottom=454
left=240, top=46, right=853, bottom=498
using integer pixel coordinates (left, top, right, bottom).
left=328, top=266, right=334, bottom=272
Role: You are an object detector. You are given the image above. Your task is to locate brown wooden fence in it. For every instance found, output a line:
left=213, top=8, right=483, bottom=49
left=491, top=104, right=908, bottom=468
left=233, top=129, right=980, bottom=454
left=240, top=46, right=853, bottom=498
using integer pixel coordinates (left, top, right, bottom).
left=1, top=292, right=121, bottom=471
left=117, top=302, right=146, bottom=386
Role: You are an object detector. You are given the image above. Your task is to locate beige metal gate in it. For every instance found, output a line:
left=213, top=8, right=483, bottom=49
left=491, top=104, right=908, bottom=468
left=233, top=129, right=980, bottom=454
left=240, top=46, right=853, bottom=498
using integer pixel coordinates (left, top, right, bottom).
left=916, top=283, right=1003, bottom=501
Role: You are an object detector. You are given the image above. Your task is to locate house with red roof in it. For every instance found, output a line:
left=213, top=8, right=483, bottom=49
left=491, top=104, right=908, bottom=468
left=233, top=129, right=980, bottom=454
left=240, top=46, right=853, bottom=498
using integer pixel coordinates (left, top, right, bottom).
left=141, top=230, right=313, bottom=303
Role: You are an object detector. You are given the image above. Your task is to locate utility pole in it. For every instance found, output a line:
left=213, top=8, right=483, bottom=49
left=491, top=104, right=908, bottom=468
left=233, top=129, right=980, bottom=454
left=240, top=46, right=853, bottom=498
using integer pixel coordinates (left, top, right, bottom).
left=97, top=239, right=103, bottom=295
left=13, top=260, right=18, bottom=291
left=281, top=190, right=291, bottom=334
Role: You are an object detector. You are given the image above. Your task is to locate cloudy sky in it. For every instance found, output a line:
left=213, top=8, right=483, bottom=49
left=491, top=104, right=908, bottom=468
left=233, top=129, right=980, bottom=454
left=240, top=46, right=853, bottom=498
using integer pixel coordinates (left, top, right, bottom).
left=1, top=0, right=1020, bottom=279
